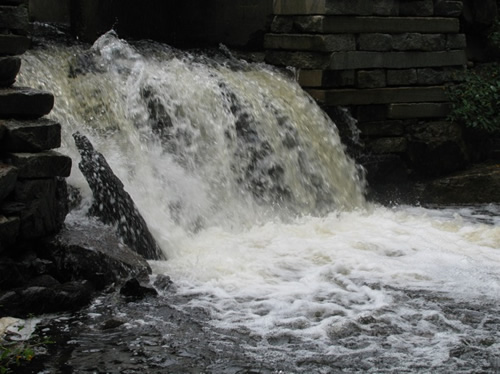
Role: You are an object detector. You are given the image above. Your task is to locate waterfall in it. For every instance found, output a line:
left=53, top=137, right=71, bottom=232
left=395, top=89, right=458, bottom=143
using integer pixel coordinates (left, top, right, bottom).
left=17, top=31, right=500, bottom=373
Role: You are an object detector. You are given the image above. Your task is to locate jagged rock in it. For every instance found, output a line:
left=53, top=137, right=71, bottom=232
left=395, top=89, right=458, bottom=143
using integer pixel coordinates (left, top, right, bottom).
left=0, top=118, right=61, bottom=152
left=153, top=274, right=174, bottom=291
left=72, top=132, right=164, bottom=260
left=0, top=163, right=17, bottom=201
left=7, top=151, right=71, bottom=178
left=0, top=87, right=53, bottom=118
left=41, top=220, right=152, bottom=290
left=0, top=56, right=21, bottom=87
left=120, top=278, right=158, bottom=300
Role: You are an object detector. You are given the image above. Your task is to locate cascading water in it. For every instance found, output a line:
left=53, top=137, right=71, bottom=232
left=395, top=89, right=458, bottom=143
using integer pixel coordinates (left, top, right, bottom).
left=17, top=31, right=500, bottom=373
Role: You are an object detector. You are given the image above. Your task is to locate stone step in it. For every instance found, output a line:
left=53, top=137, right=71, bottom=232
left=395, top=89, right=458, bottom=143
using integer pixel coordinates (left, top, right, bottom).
left=0, top=34, right=30, bottom=56
left=264, top=33, right=355, bottom=52
left=388, top=102, right=451, bottom=119
left=307, top=86, right=447, bottom=105
left=0, top=5, right=29, bottom=34
left=0, top=118, right=61, bottom=152
left=7, top=151, right=71, bottom=178
left=0, top=56, right=21, bottom=87
left=266, top=50, right=467, bottom=70
left=0, top=163, right=18, bottom=201
left=0, top=87, right=54, bottom=118
left=271, top=16, right=460, bottom=34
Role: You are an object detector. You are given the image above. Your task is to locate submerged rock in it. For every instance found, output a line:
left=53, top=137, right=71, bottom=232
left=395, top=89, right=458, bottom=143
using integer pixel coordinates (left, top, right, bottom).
left=72, top=132, right=164, bottom=260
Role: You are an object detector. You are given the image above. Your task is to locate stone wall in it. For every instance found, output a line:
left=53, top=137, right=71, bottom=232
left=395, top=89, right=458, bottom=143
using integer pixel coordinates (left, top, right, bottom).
left=0, top=0, right=70, bottom=253
left=265, top=0, right=470, bottom=182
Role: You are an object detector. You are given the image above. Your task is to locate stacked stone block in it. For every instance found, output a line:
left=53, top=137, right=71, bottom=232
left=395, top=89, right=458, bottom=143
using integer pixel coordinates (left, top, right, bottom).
left=265, top=0, right=468, bottom=177
left=0, top=0, right=71, bottom=252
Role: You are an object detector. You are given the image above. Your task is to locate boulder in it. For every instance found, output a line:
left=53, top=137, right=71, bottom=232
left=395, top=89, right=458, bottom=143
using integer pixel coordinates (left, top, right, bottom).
left=0, top=56, right=21, bottom=87
left=41, top=220, right=152, bottom=290
left=72, top=132, right=164, bottom=260
left=120, top=278, right=158, bottom=300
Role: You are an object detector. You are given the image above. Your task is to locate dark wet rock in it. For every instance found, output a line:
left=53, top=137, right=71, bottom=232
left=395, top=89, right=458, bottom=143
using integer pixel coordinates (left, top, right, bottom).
left=417, top=163, right=500, bottom=204
left=6, top=151, right=71, bottom=178
left=120, top=278, right=158, bottom=300
left=0, top=280, right=94, bottom=317
left=0, top=118, right=61, bottom=152
left=41, top=220, right=152, bottom=290
left=0, top=216, right=19, bottom=253
left=0, top=163, right=18, bottom=201
left=153, top=274, right=174, bottom=291
left=101, top=318, right=126, bottom=330
left=72, top=132, right=164, bottom=260
left=407, top=121, right=467, bottom=177
left=0, top=87, right=54, bottom=118
left=0, top=56, right=21, bottom=87
left=0, top=34, right=30, bottom=56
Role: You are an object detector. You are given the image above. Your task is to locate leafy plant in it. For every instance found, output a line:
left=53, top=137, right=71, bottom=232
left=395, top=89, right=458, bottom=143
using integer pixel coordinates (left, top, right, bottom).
left=0, top=323, right=53, bottom=374
left=447, top=63, right=500, bottom=133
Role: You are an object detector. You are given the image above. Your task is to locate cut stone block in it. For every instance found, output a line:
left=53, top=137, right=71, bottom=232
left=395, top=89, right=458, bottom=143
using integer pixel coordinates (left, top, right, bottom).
left=358, top=33, right=392, bottom=51
left=357, top=70, right=386, bottom=88
left=0, top=163, right=17, bottom=201
left=0, top=118, right=61, bottom=152
left=264, top=33, right=355, bottom=52
left=298, top=69, right=355, bottom=87
left=0, top=34, right=30, bottom=56
left=388, top=102, right=451, bottom=119
left=0, top=5, right=29, bottom=34
left=271, top=16, right=460, bottom=34
left=7, top=151, right=72, bottom=178
left=392, top=33, right=446, bottom=51
left=0, top=56, right=21, bottom=87
left=399, top=0, right=434, bottom=16
left=273, top=0, right=399, bottom=16
left=368, top=137, right=408, bottom=154
left=0, top=87, right=54, bottom=118
left=307, top=86, right=448, bottom=105
left=358, top=120, right=405, bottom=136
left=387, top=69, right=418, bottom=86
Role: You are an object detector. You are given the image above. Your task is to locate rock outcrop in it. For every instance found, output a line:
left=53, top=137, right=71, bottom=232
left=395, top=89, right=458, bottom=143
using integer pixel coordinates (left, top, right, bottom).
left=73, top=132, right=165, bottom=261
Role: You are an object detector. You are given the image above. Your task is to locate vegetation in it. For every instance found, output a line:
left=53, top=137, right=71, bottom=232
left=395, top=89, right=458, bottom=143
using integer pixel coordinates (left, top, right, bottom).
left=0, top=322, right=53, bottom=374
left=447, top=19, right=500, bottom=134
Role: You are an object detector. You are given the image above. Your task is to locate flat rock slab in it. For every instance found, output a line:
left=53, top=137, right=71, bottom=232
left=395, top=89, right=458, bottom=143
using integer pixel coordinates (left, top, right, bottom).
left=7, top=151, right=71, bottom=178
left=0, top=34, right=30, bottom=56
left=0, top=87, right=54, bottom=118
left=0, top=163, right=17, bottom=201
left=0, top=118, right=61, bottom=151
left=0, top=56, right=21, bottom=87
left=0, top=5, right=29, bottom=34
left=419, top=163, right=500, bottom=204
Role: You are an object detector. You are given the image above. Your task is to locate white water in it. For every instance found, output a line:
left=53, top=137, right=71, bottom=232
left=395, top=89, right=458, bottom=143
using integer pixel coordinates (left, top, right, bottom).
left=19, top=32, right=500, bottom=372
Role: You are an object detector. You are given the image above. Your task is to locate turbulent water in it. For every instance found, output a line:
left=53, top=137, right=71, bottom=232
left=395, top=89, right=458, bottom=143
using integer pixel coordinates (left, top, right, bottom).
left=18, top=31, right=500, bottom=373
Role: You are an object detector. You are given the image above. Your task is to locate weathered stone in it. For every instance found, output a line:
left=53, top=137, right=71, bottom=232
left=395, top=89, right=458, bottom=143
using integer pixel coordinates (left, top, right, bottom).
left=269, top=50, right=467, bottom=70
left=0, top=5, right=29, bottom=34
left=407, top=121, right=467, bottom=175
left=358, top=120, right=405, bottom=136
left=265, top=51, right=330, bottom=69
left=0, top=56, right=20, bottom=87
left=358, top=33, right=392, bottom=51
left=0, top=118, right=61, bottom=152
left=357, top=70, right=386, bottom=88
left=73, top=132, right=164, bottom=261
left=399, top=0, right=434, bottom=16
left=272, top=0, right=402, bottom=15
left=446, top=34, right=466, bottom=50
left=434, top=0, right=463, bottom=17
left=418, top=163, right=500, bottom=204
left=388, top=102, right=451, bottom=119
left=7, top=151, right=72, bottom=178
left=272, top=16, right=460, bottom=34
left=368, top=137, right=408, bottom=154
left=0, top=87, right=54, bottom=118
left=387, top=69, right=418, bottom=85
left=0, top=163, right=17, bottom=202
left=356, top=105, right=388, bottom=122
left=42, top=221, right=152, bottom=290
left=417, top=68, right=447, bottom=85
left=0, top=215, right=19, bottom=252
left=14, top=178, right=68, bottom=239
left=392, top=33, right=446, bottom=51
left=298, top=69, right=355, bottom=87
left=264, top=33, right=356, bottom=52
left=273, top=0, right=327, bottom=15
left=0, top=34, right=30, bottom=56
left=120, top=278, right=158, bottom=300
left=307, top=86, right=447, bottom=105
